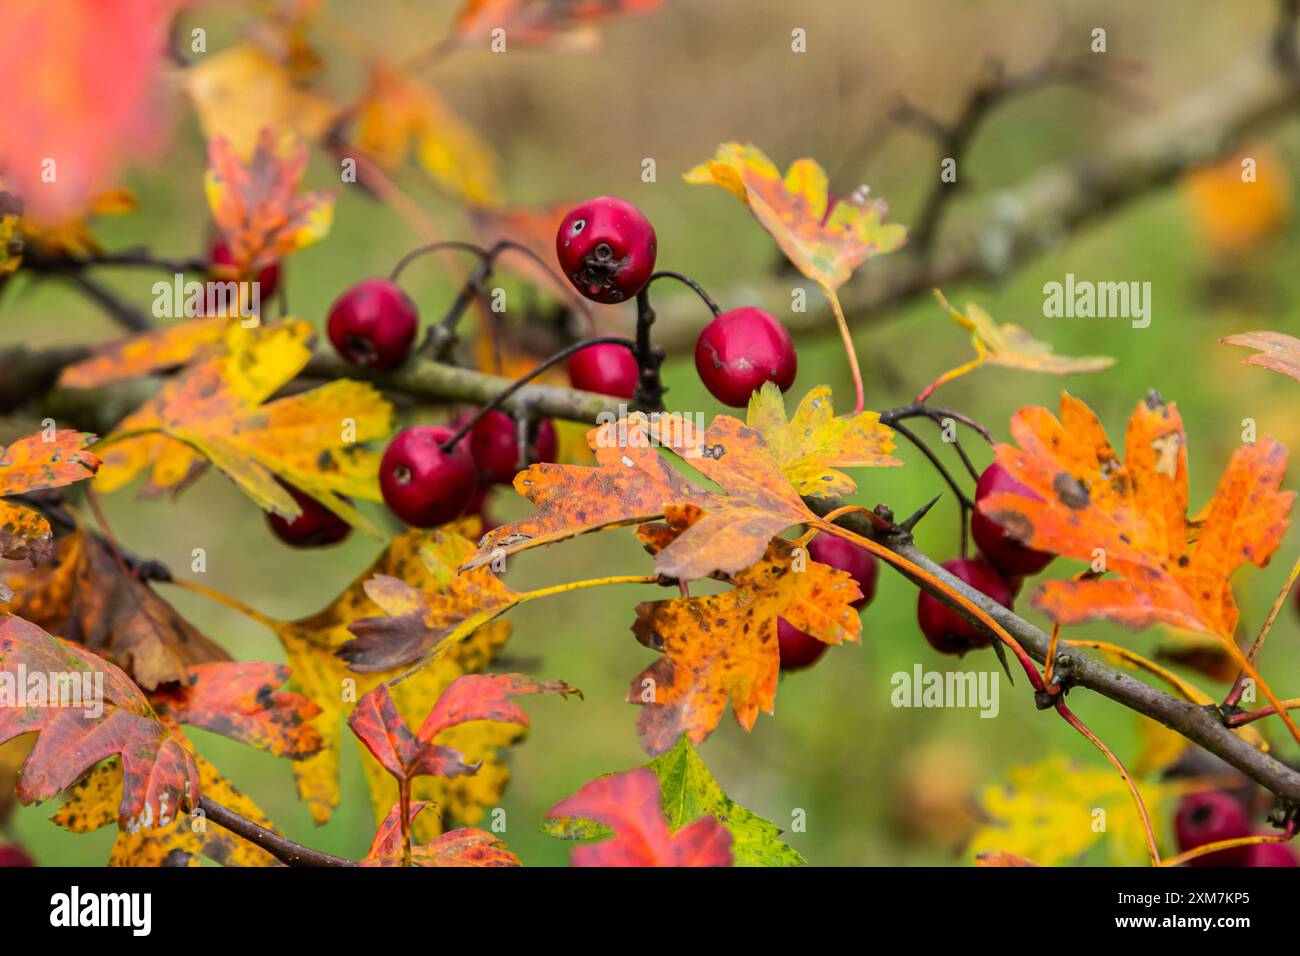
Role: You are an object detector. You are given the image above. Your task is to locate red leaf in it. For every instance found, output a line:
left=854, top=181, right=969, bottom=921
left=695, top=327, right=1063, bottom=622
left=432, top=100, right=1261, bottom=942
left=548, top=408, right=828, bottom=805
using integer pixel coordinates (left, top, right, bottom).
left=546, top=767, right=732, bottom=866
left=361, top=801, right=519, bottom=866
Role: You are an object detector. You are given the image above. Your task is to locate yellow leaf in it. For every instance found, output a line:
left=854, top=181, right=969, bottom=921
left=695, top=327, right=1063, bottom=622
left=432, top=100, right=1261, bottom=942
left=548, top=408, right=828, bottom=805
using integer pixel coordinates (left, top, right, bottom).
left=746, top=383, right=900, bottom=497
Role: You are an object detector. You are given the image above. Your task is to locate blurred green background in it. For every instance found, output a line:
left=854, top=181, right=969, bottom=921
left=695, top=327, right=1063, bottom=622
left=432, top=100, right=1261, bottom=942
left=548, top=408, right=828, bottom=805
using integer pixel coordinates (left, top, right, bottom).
left=5, top=0, right=1300, bottom=866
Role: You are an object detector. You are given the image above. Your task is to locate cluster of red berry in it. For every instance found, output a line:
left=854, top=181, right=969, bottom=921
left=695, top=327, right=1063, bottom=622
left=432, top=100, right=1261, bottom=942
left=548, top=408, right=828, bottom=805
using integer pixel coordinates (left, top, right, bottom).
left=1174, top=791, right=1297, bottom=866
left=261, top=196, right=803, bottom=547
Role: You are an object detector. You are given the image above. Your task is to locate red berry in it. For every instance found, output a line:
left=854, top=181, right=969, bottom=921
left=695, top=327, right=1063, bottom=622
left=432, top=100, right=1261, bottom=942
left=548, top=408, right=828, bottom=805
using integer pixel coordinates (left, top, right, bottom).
left=777, top=618, right=829, bottom=672
left=568, top=342, right=639, bottom=399
left=327, top=278, right=419, bottom=371
left=380, top=425, right=478, bottom=528
left=1246, top=838, right=1298, bottom=867
left=972, top=462, right=1055, bottom=577
left=210, top=239, right=281, bottom=300
left=556, top=197, right=657, bottom=304
left=695, top=307, right=797, bottom=407
left=807, top=534, right=878, bottom=609
left=916, top=557, right=1014, bottom=655
left=469, top=410, right=558, bottom=485
left=0, top=843, right=34, bottom=867
left=1174, top=792, right=1252, bottom=866
left=267, top=483, right=351, bottom=547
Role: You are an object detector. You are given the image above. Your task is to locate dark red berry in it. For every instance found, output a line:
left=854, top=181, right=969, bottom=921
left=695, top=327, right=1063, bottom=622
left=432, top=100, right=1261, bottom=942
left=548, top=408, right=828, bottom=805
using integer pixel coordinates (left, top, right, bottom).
left=210, top=239, right=281, bottom=300
left=267, top=483, right=351, bottom=547
left=556, top=197, right=657, bottom=304
left=1174, top=792, right=1252, bottom=866
left=808, top=534, right=878, bottom=609
left=1246, top=838, right=1298, bottom=867
left=327, top=278, right=419, bottom=371
left=568, top=342, right=639, bottom=399
left=469, top=410, right=558, bottom=485
left=0, top=843, right=34, bottom=867
left=380, top=425, right=478, bottom=528
left=972, top=462, right=1055, bottom=577
left=777, top=618, right=828, bottom=672
left=695, top=307, right=797, bottom=407
left=917, top=557, right=1014, bottom=655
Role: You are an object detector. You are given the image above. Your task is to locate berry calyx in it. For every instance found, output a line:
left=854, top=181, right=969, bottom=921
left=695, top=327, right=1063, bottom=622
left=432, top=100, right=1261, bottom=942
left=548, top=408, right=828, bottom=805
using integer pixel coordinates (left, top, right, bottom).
left=326, top=278, right=419, bottom=371
left=469, top=409, right=558, bottom=485
left=556, top=197, right=657, bottom=304
left=1245, top=838, right=1298, bottom=866
left=807, top=534, right=878, bottom=609
left=916, top=557, right=1014, bottom=655
left=379, top=425, right=478, bottom=528
left=0, top=843, right=35, bottom=867
left=1174, top=792, right=1252, bottom=866
left=695, top=307, right=797, bottom=407
left=568, top=342, right=639, bottom=399
left=971, top=462, right=1055, bottom=577
left=777, top=618, right=829, bottom=672
left=266, top=482, right=351, bottom=547
left=210, top=238, right=281, bottom=301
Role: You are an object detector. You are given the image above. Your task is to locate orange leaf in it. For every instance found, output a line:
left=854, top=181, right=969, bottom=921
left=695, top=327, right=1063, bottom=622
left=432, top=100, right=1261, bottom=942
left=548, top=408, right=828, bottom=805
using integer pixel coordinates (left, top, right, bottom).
left=975, top=851, right=1039, bottom=867
left=629, top=505, right=862, bottom=752
left=982, top=392, right=1293, bottom=639
left=0, top=430, right=100, bottom=565
left=467, top=411, right=817, bottom=581
left=205, top=128, right=335, bottom=276
left=449, top=0, right=662, bottom=49
left=685, top=142, right=906, bottom=292
left=57, top=316, right=231, bottom=390
left=1222, top=330, right=1300, bottom=383
left=545, top=768, right=731, bottom=866
left=361, top=801, right=519, bottom=866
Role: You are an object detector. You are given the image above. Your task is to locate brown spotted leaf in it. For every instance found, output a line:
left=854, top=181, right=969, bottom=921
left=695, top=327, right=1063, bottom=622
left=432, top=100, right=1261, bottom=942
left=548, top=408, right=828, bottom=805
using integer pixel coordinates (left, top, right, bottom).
left=3, top=530, right=229, bottom=690
left=0, top=430, right=100, bottom=565
left=0, top=614, right=200, bottom=829
left=982, top=392, right=1294, bottom=639
left=1222, top=331, right=1300, bottom=383
left=467, top=411, right=817, bottom=582
left=630, top=505, right=862, bottom=753
left=57, top=317, right=230, bottom=390
left=361, top=801, right=519, bottom=866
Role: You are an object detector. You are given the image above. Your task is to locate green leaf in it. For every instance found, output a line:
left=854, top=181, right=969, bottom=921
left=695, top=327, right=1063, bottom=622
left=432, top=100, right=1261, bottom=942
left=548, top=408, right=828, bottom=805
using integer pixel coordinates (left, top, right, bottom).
left=541, top=737, right=804, bottom=867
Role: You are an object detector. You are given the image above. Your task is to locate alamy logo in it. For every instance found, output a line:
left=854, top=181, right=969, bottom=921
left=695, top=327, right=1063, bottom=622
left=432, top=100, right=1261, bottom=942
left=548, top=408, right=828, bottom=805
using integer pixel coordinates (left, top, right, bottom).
left=152, top=272, right=261, bottom=325
left=890, top=664, right=1000, bottom=718
left=50, top=886, right=152, bottom=936
left=0, top=664, right=103, bottom=718
left=593, top=406, right=708, bottom=454
left=1042, top=273, right=1151, bottom=328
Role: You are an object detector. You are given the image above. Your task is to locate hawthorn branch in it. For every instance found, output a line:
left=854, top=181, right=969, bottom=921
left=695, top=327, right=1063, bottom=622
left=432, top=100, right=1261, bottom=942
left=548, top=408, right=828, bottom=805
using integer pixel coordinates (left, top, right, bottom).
left=198, top=797, right=356, bottom=867
left=807, top=496, right=1300, bottom=804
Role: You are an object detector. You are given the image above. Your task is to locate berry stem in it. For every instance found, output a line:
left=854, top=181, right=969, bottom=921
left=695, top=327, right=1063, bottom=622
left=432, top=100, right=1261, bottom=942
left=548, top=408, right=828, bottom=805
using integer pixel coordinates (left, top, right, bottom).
left=1224, top=551, right=1300, bottom=707
left=388, top=240, right=496, bottom=282
left=823, top=286, right=865, bottom=414
left=1224, top=698, right=1300, bottom=728
left=1159, top=831, right=1296, bottom=868
left=632, top=286, right=668, bottom=412
left=646, top=271, right=722, bottom=317
left=438, top=335, right=638, bottom=452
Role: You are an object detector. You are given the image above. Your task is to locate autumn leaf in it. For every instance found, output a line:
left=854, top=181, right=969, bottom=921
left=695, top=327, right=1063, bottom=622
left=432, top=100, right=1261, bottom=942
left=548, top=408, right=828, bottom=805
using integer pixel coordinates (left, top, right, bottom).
left=205, top=128, right=335, bottom=277
left=353, top=61, right=501, bottom=206
left=467, top=411, right=819, bottom=582
left=185, top=44, right=336, bottom=159
left=2, top=530, right=229, bottom=690
left=924, top=290, right=1115, bottom=399
left=95, top=320, right=392, bottom=534
left=57, top=316, right=231, bottom=390
left=982, top=392, right=1293, bottom=640
left=546, top=767, right=732, bottom=866
left=152, top=662, right=323, bottom=759
left=684, top=142, right=905, bottom=291
left=449, top=0, right=662, bottom=50
left=974, top=851, right=1039, bottom=867
left=0, top=614, right=200, bottom=829
left=361, top=801, right=519, bottom=866
left=16, top=188, right=136, bottom=260
left=270, top=525, right=521, bottom=840
left=746, top=382, right=900, bottom=497
left=0, top=189, right=22, bottom=274
left=545, top=736, right=803, bottom=865
left=0, top=430, right=101, bottom=566
left=340, top=529, right=523, bottom=672
left=1222, top=330, right=1300, bottom=383
left=629, top=506, right=861, bottom=752
left=348, top=673, right=576, bottom=786
left=52, top=756, right=282, bottom=867
left=1184, top=147, right=1289, bottom=255
left=968, top=756, right=1185, bottom=866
